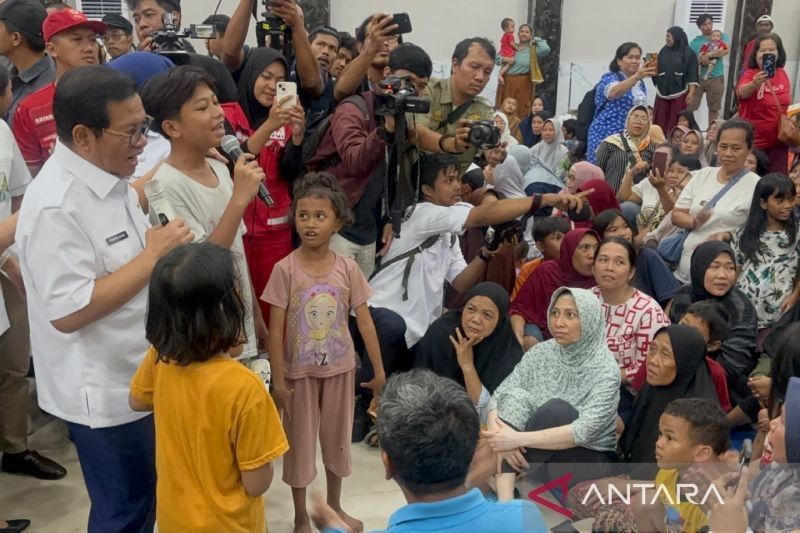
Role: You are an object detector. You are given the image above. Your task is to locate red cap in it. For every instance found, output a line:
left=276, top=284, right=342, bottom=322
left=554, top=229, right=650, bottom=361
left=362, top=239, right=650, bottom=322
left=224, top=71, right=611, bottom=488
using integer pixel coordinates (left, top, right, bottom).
left=43, top=9, right=106, bottom=42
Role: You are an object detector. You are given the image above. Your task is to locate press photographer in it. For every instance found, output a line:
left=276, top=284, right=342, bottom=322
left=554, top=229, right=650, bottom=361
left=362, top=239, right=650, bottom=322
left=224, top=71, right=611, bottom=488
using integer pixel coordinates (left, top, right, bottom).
left=307, top=43, right=432, bottom=277
left=126, top=0, right=238, bottom=102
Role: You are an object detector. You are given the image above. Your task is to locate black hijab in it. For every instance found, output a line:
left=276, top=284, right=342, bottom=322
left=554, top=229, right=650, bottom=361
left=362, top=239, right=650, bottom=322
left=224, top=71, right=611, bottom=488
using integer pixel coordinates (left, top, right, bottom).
left=689, top=240, right=735, bottom=301
left=414, top=282, right=523, bottom=394
left=654, top=26, right=696, bottom=96
left=237, top=48, right=289, bottom=129
left=620, top=325, right=719, bottom=468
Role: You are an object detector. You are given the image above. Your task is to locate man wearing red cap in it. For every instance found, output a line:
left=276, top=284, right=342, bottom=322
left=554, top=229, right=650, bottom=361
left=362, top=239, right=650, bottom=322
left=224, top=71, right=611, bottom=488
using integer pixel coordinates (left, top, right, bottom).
left=11, top=8, right=105, bottom=176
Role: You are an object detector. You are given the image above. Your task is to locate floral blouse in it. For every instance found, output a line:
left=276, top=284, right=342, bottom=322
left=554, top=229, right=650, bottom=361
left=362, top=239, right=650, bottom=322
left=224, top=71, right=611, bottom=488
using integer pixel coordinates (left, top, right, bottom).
left=732, top=227, right=800, bottom=328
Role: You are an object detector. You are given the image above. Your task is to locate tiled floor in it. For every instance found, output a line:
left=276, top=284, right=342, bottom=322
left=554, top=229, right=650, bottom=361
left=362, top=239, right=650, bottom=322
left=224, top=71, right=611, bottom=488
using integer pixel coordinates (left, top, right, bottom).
left=1, top=404, right=582, bottom=532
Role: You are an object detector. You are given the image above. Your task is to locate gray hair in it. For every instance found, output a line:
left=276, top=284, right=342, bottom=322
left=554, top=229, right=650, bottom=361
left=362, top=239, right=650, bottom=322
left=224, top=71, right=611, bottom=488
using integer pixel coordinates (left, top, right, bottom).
left=377, top=369, right=480, bottom=495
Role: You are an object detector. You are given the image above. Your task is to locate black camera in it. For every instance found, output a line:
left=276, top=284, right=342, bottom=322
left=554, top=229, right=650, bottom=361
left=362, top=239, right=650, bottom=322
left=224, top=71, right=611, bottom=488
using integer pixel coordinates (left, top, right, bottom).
left=484, top=220, right=523, bottom=252
left=468, top=120, right=501, bottom=150
left=152, top=12, right=215, bottom=58
left=253, top=0, right=291, bottom=52
left=374, top=76, right=430, bottom=117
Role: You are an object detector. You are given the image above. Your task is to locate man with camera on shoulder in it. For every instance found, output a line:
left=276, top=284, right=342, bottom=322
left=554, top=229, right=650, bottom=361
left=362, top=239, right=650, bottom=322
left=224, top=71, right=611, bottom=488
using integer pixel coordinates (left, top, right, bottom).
left=308, top=43, right=433, bottom=278
left=127, top=0, right=239, bottom=103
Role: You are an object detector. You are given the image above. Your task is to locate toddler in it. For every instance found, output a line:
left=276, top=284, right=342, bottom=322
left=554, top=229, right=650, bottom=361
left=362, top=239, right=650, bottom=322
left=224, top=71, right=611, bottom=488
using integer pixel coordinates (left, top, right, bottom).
left=498, top=17, right=517, bottom=84
left=700, top=30, right=729, bottom=80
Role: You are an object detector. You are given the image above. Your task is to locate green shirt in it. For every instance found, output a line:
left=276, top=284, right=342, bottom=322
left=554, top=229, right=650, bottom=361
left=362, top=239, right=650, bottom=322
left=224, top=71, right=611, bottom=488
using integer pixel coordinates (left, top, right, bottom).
left=417, top=77, right=494, bottom=172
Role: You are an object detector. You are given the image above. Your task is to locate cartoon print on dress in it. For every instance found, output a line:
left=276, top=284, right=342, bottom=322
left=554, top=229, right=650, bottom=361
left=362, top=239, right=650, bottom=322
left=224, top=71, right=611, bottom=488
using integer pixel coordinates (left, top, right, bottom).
left=296, top=284, right=347, bottom=366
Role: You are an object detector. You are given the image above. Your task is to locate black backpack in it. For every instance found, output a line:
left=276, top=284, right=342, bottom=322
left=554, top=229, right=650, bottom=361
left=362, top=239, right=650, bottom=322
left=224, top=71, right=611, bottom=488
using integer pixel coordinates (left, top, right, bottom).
left=302, top=94, right=369, bottom=168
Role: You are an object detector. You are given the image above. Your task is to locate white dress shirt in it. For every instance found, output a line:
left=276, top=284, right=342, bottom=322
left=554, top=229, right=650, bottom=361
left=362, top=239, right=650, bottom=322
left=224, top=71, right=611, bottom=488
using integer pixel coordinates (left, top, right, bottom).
left=16, top=141, right=151, bottom=428
left=369, top=202, right=471, bottom=348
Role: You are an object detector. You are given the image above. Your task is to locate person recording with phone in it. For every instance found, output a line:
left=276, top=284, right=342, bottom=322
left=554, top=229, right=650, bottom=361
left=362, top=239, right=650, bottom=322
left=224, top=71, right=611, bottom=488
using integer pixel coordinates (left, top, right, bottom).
left=737, top=32, right=792, bottom=174
left=222, top=47, right=305, bottom=328
left=223, top=0, right=340, bottom=134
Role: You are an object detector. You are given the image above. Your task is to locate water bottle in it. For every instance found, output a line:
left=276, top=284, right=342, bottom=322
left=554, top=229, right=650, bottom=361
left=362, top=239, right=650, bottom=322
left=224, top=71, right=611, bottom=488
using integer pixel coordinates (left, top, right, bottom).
left=143, top=179, right=177, bottom=227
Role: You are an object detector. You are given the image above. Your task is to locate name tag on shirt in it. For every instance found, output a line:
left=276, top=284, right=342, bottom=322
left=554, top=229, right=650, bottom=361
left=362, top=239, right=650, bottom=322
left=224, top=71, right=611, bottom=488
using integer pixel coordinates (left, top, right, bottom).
left=106, top=231, right=129, bottom=246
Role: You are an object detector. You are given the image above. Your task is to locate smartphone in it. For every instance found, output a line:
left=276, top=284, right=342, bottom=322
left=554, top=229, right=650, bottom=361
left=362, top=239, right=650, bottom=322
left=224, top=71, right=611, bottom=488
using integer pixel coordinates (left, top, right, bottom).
left=388, top=13, right=412, bottom=36
left=276, top=81, right=298, bottom=110
left=762, top=53, right=777, bottom=78
left=645, top=52, right=658, bottom=69
left=732, top=439, right=752, bottom=493
left=653, top=151, right=669, bottom=177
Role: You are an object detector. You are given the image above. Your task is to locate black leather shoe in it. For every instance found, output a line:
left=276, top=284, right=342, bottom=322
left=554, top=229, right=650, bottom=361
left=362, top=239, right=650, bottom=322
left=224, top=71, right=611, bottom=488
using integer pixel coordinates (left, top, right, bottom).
left=1, top=450, right=67, bottom=480
left=0, top=519, right=31, bottom=532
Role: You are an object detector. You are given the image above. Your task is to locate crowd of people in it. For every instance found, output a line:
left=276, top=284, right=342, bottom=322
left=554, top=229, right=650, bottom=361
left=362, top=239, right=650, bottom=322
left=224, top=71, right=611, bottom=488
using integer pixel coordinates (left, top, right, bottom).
left=0, top=0, right=798, bottom=532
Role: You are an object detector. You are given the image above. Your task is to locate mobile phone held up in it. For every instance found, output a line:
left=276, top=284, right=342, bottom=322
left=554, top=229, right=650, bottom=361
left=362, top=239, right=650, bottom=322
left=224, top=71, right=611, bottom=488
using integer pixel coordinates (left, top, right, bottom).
left=762, top=53, right=777, bottom=78
left=732, top=439, right=752, bottom=493
left=387, top=13, right=412, bottom=36
left=276, top=81, right=298, bottom=110
left=645, top=52, right=658, bottom=70
left=652, top=151, right=669, bottom=177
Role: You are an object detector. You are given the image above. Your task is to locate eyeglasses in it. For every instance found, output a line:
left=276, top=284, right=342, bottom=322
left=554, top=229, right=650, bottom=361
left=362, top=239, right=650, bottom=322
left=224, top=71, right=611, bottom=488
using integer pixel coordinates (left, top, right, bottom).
left=103, top=116, right=152, bottom=147
left=629, top=116, right=650, bottom=124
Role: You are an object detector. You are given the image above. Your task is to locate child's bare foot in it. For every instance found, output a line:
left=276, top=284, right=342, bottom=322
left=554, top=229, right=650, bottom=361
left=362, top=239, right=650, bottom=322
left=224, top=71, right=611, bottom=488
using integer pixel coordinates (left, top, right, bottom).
left=293, top=514, right=313, bottom=533
left=336, top=509, right=363, bottom=533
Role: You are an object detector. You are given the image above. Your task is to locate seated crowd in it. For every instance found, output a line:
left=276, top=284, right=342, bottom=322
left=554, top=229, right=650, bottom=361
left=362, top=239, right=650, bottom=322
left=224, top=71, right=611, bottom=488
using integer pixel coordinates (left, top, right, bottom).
left=0, top=1, right=799, bottom=533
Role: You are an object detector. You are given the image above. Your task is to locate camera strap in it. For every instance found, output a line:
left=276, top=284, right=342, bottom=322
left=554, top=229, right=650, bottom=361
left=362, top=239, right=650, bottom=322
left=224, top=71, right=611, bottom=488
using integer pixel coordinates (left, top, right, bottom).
left=436, top=98, right=474, bottom=132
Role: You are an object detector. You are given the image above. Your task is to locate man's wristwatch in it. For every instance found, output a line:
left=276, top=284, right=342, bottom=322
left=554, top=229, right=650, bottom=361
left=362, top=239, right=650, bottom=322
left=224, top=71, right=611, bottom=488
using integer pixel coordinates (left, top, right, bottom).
left=478, top=250, right=491, bottom=263
left=529, top=194, right=543, bottom=215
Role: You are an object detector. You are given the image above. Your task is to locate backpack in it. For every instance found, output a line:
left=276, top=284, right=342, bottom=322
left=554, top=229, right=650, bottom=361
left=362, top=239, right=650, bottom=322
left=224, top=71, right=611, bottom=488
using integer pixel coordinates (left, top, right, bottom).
left=575, top=72, right=624, bottom=143
left=302, top=94, right=369, bottom=168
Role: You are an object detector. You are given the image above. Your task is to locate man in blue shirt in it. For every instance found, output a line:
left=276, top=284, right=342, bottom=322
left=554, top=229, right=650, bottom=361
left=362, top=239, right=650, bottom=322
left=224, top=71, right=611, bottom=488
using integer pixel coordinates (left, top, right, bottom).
left=312, top=369, right=547, bottom=533
left=688, top=13, right=730, bottom=125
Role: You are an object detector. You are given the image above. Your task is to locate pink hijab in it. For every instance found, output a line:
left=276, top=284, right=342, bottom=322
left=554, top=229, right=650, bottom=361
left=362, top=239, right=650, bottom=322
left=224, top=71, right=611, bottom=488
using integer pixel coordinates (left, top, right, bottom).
left=570, top=162, right=605, bottom=194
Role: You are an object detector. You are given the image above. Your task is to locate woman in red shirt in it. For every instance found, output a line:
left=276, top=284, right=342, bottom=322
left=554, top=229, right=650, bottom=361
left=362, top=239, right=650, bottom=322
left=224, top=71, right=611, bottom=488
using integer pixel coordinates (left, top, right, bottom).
left=222, top=48, right=306, bottom=323
left=737, top=33, right=792, bottom=174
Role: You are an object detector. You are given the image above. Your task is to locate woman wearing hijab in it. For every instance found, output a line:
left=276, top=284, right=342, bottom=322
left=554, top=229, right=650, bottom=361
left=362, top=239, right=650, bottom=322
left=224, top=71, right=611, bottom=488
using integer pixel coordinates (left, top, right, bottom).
left=619, top=325, right=718, bottom=476
left=572, top=178, right=621, bottom=230
left=525, top=118, right=568, bottom=197
left=595, top=106, right=658, bottom=193
left=415, top=283, right=523, bottom=420
left=519, top=110, right=549, bottom=147
left=493, top=111, right=519, bottom=148
left=479, top=288, right=620, bottom=499
left=510, top=228, right=599, bottom=347
left=709, top=377, right=800, bottom=532
left=222, top=48, right=305, bottom=322
left=668, top=241, right=758, bottom=406
left=652, top=27, right=699, bottom=134
left=678, top=128, right=709, bottom=167
left=565, top=161, right=605, bottom=194
left=492, top=146, right=528, bottom=199
left=668, top=124, right=690, bottom=145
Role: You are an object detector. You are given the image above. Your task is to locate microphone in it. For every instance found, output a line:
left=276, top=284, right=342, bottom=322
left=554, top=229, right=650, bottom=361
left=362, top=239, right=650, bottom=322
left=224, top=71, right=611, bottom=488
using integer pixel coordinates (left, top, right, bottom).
left=220, top=135, right=274, bottom=207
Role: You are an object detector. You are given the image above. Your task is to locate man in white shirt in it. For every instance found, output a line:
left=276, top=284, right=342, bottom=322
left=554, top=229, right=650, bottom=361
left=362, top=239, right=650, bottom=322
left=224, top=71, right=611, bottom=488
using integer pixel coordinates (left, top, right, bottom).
left=352, top=154, right=586, bottom=440
left=15, top=66, right=191, bottom=532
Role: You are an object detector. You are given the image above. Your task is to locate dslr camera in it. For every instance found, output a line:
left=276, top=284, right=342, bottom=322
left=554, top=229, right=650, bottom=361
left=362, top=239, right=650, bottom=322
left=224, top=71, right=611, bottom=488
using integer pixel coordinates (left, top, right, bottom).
left=375, top=76, right=430, bottom=117
left=152, top=12, right=216, bottom=57
left=253, top=0, right=291, bottom=51
left=468, top=120, right=501, bottom=150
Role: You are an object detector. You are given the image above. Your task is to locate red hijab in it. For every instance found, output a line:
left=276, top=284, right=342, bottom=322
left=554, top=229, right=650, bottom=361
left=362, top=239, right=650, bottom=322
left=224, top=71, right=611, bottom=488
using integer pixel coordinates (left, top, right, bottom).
left=574, top=179, right=620, bottom=229
left=509, top=227, right=599, bottom=337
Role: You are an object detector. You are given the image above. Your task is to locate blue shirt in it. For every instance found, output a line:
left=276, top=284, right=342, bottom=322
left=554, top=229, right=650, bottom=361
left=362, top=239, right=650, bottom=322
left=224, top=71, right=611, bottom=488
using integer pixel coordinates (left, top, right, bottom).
left=323, top=489, right=547, bottom=532
left=689, top=33, right=730, bottom=79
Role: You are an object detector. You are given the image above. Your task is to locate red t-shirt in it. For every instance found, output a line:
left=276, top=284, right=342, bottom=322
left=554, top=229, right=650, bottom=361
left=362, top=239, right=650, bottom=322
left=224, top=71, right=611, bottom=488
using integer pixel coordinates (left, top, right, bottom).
left=500, top=32, right=516, bottom=58
left=737, top=68, right=791, bottom=149
left=12, top=82, right=56, bottom=169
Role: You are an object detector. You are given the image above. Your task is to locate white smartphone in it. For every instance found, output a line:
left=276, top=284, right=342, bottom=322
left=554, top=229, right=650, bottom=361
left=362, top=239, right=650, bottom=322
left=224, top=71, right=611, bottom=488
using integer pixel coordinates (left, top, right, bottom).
left=276, top=81, right=298, bottom=110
